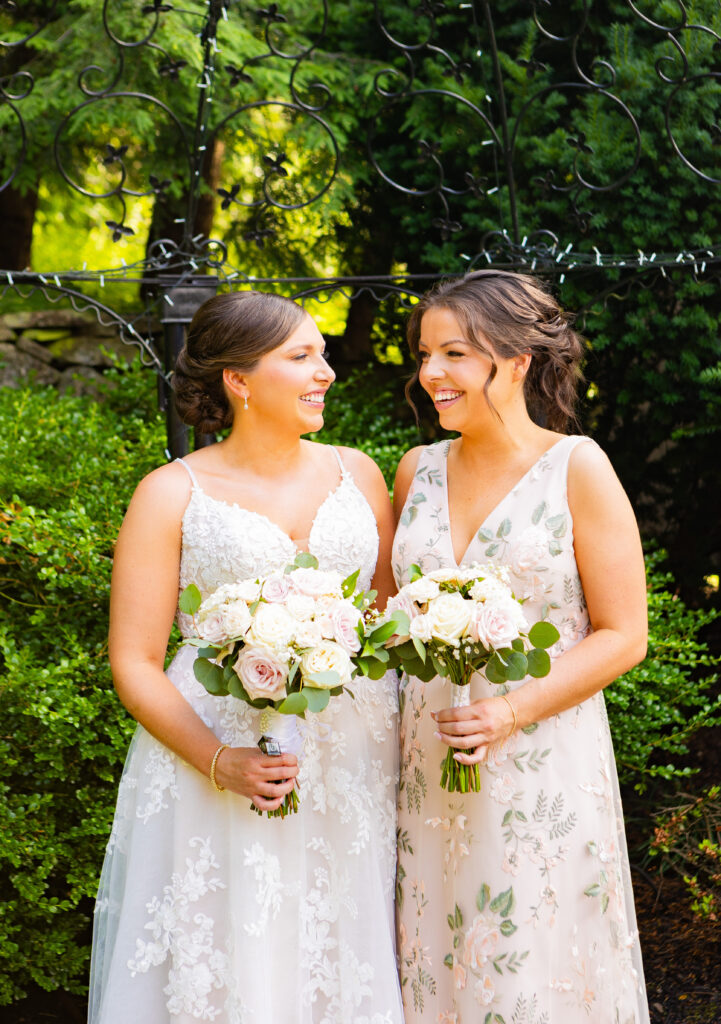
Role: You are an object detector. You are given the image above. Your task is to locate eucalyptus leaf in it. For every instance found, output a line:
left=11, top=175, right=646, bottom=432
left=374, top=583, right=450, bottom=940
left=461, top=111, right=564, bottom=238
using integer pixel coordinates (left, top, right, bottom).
left=307, top=670, right=341, bottom=689
left=505, top=650, right=528, bottom=681
left=303, top=687, right=331, bottom=713
left=294, top=551, right=319, bottom=569
left=485, top=654, right=509, bottom=684
left=278, top=691, right=308, bottom=715
left=527, top=647, right=551, bottom=678
left=193, top=658, right=227, bottom=695
left=528, top=621, right=560, bottom=649
left=178, top=583, right=201, bottom=616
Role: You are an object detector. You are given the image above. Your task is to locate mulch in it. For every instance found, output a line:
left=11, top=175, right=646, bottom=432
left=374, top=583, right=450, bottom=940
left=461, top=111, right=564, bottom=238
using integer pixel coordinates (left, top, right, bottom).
left=7, top=870, right=720, bottom=1024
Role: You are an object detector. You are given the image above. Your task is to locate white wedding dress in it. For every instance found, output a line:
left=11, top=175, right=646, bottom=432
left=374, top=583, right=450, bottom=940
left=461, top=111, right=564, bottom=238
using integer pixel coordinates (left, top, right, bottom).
left=88, top=447, right=403, bottom=1024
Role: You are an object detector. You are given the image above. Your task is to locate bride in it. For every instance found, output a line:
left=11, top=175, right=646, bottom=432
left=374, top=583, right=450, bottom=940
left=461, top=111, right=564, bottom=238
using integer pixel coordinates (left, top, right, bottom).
left=88, top=291, right=404, bottom=1024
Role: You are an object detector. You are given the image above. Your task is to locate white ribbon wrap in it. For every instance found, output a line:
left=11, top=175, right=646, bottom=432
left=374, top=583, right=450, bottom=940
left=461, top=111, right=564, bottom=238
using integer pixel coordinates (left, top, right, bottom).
left=450, top=682, right=471, bottom=709
left=258, top=708, right=304, bottom=758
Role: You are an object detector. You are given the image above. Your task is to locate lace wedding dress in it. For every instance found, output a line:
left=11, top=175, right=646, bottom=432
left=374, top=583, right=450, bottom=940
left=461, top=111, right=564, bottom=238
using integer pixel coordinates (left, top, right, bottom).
left=89, top=447, right=403, bottom=1024
left=392, top=436, right=649, bottom=1024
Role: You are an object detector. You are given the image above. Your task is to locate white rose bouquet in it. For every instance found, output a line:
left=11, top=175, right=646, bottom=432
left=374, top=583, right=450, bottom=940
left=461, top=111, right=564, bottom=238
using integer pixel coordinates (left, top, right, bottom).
left=386, top=563, right=559, bottom=794
left=179, top=553, right=408, bottom=818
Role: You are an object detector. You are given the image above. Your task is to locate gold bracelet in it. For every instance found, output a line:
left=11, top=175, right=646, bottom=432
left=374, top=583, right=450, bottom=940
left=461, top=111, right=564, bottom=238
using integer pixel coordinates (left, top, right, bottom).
left=500, top=694, right=518, bottom=737
left=209, top=743, right=228, bottom=792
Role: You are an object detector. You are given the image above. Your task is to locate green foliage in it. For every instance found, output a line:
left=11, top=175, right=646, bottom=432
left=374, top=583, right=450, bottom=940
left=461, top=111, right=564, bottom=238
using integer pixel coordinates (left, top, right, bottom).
left=0, top=369, right=163, bottom=1003
left=606, top=549, right=721, bottom=792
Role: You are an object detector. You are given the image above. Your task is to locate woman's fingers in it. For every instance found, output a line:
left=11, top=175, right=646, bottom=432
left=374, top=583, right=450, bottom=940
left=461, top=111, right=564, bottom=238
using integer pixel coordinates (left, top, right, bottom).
left=453, top=746, right=489, bottom=766
left=252, top=776, right=298, bottom=799
left=435, top=729, right=487, bottom=749
left=435, top=717, right=485, bottom=736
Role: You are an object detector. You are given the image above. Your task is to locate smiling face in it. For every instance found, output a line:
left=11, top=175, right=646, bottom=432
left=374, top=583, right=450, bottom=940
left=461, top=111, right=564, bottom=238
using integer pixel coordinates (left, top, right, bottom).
left=229, top=313, right=335, bottom=433
left=417, top=306, right=528, bottom=433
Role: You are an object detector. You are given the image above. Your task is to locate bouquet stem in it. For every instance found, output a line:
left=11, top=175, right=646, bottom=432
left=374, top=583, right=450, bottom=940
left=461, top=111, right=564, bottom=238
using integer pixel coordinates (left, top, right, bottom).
left=250, top=709, right=302, bottom=819
left=439, top=681, right=482, bottom=794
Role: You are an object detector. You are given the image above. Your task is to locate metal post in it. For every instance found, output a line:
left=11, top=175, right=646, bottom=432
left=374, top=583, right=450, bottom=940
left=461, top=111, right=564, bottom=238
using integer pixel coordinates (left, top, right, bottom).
left=159, top=277, right=219, bottom=459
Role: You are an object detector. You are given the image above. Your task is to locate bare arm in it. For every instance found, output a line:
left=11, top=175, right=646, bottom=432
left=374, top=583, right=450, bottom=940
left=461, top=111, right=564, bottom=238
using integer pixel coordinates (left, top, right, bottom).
left=338, top=447, right=397, bottom=608
left=436, top=442, right=648, bottom=762
left=109, top=463, right=297, bottom=808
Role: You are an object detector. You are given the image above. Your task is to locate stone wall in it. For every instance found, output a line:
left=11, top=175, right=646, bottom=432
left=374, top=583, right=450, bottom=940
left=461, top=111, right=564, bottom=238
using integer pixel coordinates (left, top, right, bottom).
left=0, top=310, right=157, bottom=395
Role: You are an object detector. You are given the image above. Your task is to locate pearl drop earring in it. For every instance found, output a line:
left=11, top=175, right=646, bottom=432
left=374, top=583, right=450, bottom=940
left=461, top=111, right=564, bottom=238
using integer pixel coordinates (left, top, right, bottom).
left=244, top=395, right=249, bottom=411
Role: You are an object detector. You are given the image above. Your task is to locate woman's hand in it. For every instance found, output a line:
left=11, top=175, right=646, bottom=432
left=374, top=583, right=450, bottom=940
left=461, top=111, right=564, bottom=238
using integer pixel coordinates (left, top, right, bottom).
left=432, top=696, right=516, bottom=766
left=214, top=746, right=299, bottom=811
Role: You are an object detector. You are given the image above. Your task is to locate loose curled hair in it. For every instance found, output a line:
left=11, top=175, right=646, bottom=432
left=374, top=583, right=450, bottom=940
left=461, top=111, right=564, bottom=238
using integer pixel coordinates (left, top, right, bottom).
left=406, top=270, right=584, bottom=432
left=173, top=291, right=307, bottom=433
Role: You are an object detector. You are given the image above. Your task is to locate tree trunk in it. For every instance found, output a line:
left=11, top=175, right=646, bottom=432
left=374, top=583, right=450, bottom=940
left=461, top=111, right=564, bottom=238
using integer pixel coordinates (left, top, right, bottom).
left=0, top=183, right=38, bottom=270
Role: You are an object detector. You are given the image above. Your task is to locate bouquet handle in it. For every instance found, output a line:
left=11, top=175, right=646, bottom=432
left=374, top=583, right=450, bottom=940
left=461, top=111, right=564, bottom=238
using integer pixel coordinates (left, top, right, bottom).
left=440, top=681, right=482, bottom=794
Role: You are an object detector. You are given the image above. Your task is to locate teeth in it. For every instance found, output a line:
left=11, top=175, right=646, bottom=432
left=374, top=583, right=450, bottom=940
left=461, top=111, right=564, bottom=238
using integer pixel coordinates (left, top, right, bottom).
left=435, top=390, right=462, bottom=402
left=300, top=393, right=325, bottom=403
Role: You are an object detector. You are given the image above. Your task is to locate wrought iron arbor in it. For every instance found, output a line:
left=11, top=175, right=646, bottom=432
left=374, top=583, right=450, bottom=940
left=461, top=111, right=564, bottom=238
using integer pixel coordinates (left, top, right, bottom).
left=1, top=0, right=720, bottom=455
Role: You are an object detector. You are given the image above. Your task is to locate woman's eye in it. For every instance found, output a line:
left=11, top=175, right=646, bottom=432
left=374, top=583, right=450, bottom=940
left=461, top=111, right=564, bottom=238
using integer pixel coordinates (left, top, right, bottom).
left=293, top=353, right=308, bottom=361
left=447, top=349, right=464, bottom=358
left=419, top=352, right=429, bottom=362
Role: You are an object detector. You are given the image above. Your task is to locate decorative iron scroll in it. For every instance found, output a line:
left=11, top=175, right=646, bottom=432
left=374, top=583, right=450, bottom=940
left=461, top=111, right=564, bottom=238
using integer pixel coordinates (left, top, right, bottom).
left=0, top=1, right=720, bottom=422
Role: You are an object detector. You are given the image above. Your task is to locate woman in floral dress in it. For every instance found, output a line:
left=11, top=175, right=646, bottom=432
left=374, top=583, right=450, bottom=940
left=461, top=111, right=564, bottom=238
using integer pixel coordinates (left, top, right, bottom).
left=392, top=270, right=650, bottom=1024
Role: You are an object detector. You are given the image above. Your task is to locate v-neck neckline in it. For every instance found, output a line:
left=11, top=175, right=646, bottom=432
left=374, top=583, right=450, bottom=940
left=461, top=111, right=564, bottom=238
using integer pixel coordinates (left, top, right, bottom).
left=442, top=436, right=572, bottom=566
left=185, top=472, right=350, bottom=555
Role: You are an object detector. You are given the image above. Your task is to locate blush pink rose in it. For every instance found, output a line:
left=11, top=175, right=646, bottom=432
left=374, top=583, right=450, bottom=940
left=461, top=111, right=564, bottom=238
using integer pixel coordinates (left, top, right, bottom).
left=233, top=645, right=288, bottom=702
left=262, top=574, right=292, bottom=603
left=469, top=603, right=521, bottom=650
left=328, top=600, right=362, bottom=654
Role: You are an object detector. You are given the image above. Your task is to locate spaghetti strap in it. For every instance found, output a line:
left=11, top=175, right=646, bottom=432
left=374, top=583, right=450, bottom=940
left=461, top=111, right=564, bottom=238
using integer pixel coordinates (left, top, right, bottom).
left=174, top=457, right=201, bottom=490
left=329, top=445, right=348, bottom=477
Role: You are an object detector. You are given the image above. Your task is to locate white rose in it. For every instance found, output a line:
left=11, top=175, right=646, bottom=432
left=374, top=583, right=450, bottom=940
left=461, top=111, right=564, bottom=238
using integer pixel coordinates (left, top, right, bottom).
left=212, top=579, right=261, bottom=604
left=510, top=526, right=548, bottom=576
left=293, top=620, right=324, bottom=649
left=425, top=567, right=465, bottom=584
left=285, top=592, right=316, bottom=622
left=220, top=601, right=252, bottom=638
left=426, top=592, right=473, bottom=642
left=409, top=614, right=433, bottom=642
left=289, top=567, right=343, bottom=599
left=249, top=602, right=295, bottom=648
left=300, top=640, right=353, bottom=687
left=403, top=577, right=441, bottom=604
left=469, top=603, right=521, bottom=650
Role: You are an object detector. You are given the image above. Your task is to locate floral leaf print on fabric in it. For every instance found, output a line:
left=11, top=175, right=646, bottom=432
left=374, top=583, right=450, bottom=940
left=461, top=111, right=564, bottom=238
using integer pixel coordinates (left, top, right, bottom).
left=393, top=437, right=649, bottom=1023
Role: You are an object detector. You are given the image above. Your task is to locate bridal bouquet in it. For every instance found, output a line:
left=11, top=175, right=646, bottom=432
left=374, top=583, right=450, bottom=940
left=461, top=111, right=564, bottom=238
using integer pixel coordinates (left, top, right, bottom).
left=386, top=563, right=559, bottom=794
left=179, top=553, right=408, bottom=818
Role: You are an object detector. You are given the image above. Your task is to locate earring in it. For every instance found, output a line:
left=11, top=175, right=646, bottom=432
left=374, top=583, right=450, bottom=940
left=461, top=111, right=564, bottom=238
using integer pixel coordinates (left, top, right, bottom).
left=243, top=395, right=249, bottom=411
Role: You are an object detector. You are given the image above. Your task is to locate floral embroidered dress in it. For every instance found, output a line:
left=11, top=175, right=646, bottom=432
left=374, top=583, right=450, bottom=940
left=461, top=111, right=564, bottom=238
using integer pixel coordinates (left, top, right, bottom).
left=392, top=436, right=649, bottom=1024
left=89, top=447, right=403, bottom=1024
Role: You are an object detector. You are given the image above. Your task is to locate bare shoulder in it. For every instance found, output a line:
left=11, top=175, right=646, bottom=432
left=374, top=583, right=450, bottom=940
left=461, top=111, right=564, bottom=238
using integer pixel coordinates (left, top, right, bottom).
left=126, top=460, right=194, bottom=522
left=567, top=438, right=635, bottom=525
left=335, top=445, right=387, bottom=490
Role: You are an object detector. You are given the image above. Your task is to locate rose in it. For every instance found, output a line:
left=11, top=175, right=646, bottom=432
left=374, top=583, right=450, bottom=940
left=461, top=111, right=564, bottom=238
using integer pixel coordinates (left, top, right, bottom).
left=386, top=590, right=418, bottom=621
left=293, top=620, right=323, bottom=649
left=425, top=567, right=465, bottom=584
left=462, top=912, right=501, bottom=970
left=285, top=592, right=316, bottom=622
left=249, top=603, right=295, bottom=648
left=510, top=525, right=548, bottom=576
left=327, top=600, right=362, bottom=654
left=300, top=640, right=353, bottom=687
left=221, top=601, right=252, bottom=639
left=409, top=614, right=433, bottom=642
left=197, top=608, right=227, bottom=645
left=468, top=603, right=522, bottom=650
left=262, top=574, right=292, bottom=603
left=289, top=567, right=343, bottom=599
left=403, top=577, right=441, bottom=604
left=425, top=592, right=473, bottom=642
left=233, top=645, right=288, bottom=702
left=211, top=579, right=261, bottom=604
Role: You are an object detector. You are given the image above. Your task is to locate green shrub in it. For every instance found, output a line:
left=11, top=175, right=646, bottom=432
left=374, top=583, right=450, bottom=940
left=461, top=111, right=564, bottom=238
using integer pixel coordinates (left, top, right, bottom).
left=606, top=548, right=721, bottom=793
left=0, top=365, right=718, bottom=1003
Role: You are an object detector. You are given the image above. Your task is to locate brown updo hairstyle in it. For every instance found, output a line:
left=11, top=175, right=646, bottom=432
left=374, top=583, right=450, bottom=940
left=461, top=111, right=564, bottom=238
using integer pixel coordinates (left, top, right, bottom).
left=406, top=270, right=584, bottom=432
left=173, top=290, right=307, bottom=433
